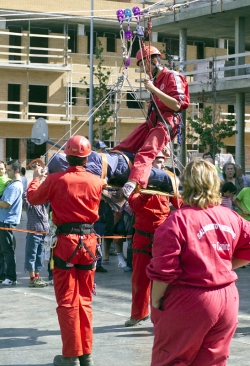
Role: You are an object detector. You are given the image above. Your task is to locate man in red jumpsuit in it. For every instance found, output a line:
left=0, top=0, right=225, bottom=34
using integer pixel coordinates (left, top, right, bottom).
left=102, top=45, right=189, bottom=210
left=125, top=152, right=182, bottom=326
left=147, top=158, right=250, bottom=366
left=27, top=136, right=103, bottom=366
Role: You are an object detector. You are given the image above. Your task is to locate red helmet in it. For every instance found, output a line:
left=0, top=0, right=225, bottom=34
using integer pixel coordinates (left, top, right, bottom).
left=136, top=46, right=162, bottom=66
left=64, top=135, right=91, bottom=157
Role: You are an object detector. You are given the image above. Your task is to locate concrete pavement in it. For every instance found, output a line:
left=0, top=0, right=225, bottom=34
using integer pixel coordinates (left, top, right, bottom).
left=0, top=212, right=250, bottom=365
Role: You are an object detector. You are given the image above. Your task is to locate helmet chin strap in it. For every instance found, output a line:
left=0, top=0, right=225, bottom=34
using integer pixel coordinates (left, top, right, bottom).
left=151, top=60, right=161, bottom=78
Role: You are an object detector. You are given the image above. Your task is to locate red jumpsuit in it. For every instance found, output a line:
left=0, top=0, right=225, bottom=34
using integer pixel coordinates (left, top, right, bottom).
left=147, top=205, right=250, bottom=366
left=128, top=192, right=181, bottom=320
left=113, top=68, right=189, bottom=188
left=27, top=166, right=102, bottom=357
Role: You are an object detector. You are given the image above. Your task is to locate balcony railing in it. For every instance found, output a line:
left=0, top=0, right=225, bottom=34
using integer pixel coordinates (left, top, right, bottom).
left=175, top=52, right=250, bottom=83
left=0, top=30, right=70, bottom=67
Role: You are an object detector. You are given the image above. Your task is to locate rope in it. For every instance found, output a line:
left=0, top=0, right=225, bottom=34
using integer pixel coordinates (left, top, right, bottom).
left=42, top=75, right=125, bottom=170
left=0, top=226, right=132, bottom=239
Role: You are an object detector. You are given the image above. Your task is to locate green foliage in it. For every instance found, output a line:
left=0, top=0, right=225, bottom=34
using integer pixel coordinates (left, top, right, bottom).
left=78, top=38, right=115, bottom=141
left=187, top=106, right=237, bottom=156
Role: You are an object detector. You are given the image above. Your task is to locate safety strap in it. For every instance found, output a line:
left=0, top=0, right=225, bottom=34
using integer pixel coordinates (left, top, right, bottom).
left=53, top=255, right=96, bottom=271
left=56, top=222, right=97, bottom=264
left=134, top=228, right=153, bottom=238
left=164, top=169, right=179, bottom=197
left=99, top=153, right=108, bottom=186
left=112, top=150, right=133, bottom=170
left=133, top=229, right=154, bottom=257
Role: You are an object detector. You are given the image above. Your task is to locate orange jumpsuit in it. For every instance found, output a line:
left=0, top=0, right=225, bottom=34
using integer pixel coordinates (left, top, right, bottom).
left=27, top=166, right=102, bottom=357
left=128, top=192, right=181, bottom=320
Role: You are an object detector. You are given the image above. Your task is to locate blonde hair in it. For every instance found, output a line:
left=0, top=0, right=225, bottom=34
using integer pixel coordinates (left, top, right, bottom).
left=180, top=158, right=221, bottom=209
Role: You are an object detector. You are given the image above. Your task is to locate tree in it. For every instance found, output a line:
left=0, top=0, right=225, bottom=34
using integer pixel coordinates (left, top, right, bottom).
left=78, top=38, right=115, bottom=142
left=187, top=106, right=237, bottom=157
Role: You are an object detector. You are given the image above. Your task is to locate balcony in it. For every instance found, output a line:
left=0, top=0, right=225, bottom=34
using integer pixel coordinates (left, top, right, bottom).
left=0, top=29, right=71, bottom=71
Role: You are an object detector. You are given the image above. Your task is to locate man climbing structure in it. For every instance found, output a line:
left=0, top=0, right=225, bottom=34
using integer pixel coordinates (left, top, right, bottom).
left=102, top=45, right=190, bottom=210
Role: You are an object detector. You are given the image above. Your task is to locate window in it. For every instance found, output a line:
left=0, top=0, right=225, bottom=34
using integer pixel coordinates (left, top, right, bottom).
left=164, top=38, right=179, bottom=59
left=228, top=105, right=235, bottom=114
left=30, top=27, right=49, bottom=63
left=131, top=37, right=140, bottom=58
left=26, top=141, right=46, bottom=164
left=104, top=33, right=116, bottom=52
left=29, top=85, right=48, bottom=119
left=6, top=138, right=19, bottom=160
left=69, top=87, right=77, bottom=105
left=226, top=146, right=235, bottom=160
left=8, top=25, right=22, bottom=61
left=8, top=84, right=20, bottom=119
left=85, top=88, right=114, bottom=106
left=196, top=42, right=205, bottom=60
left=126, top=91, right=141, bottom=109
left=86, top=31, right=97, bottom=54
left=68, top=27, right=77, bottom=53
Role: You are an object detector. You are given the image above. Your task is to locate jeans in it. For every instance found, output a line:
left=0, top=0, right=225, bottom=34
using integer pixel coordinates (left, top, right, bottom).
left=93, top=222, right=106, bottom=268
left=24, top=233, right=45, bottom=272
left=0, top=222, right=17, bottom=281
left=126, top=238, right=133, bottom=269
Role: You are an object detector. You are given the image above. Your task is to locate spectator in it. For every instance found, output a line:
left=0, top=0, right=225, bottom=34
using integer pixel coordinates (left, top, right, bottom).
left=20, top=167, right=28, bottom=192
left=147, top=158, right=250, bottom=365
left=0, top=161, right=10, bottom=198
left=222, top=162, right=244, bottom=195
left=235, top=164, right=250, bottom=188
left=101, top=203, right=134, bottom=269
left=95, top=141, right=108, bottom=153
left=23, top=192, right=49, bottom=287
left=221, top=182, right=236, bottom=209
left=94, top=200, right=108, bottom=273
left=27, top=136, right=102, bottom=366
left=202, top=152, right=223, bottom=179
left=234, top=187, right=250, bottom=221
left=0, top=160, right=23, bottom=286
left=113, top=203, right=134, bottom=269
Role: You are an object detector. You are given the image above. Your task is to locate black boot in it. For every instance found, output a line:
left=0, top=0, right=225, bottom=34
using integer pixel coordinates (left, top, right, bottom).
left=78, top=354, right=94, bottom=366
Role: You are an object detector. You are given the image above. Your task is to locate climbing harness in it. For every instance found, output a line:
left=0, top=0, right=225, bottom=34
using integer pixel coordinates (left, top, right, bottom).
left=133, top=228, right=154, bottom=257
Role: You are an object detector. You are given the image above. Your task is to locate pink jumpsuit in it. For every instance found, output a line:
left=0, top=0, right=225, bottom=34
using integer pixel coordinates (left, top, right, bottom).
left=147, top=205, right=250, bottom=366
left=27, top=166, right=102, bottom=357
left=113, top=68, right=189, bottom=188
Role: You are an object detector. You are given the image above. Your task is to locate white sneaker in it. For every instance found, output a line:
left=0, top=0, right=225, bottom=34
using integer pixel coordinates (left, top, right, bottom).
left=118, top=259, right=127, bottom=269
left=2, top=279, right=17, bottom=286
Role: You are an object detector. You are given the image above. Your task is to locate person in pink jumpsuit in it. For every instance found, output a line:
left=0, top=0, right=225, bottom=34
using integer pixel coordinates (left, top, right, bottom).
left=102, top=46, right=189, bottom=210
left=146, top=158, right=250, bottom=366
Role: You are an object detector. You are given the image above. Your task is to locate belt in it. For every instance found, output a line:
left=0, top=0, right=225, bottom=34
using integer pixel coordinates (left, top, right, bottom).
left=56, top=223, right=94, bottom=235
left=134, top=228, right=154, bottom=238
left=53, top=256, right=96, bottom=271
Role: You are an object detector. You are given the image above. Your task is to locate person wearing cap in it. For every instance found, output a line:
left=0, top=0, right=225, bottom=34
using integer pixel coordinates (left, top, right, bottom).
left=95, top=141, right=107, bottom=153
left=125, top=152, right=182, bottom=327
left=102, top=45, right=189, bottom=211
left=27, top=135, right=103, bottom=366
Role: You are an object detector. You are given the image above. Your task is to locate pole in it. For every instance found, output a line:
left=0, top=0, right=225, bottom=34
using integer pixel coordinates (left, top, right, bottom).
left=89, top=0, right=94, bottom=146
